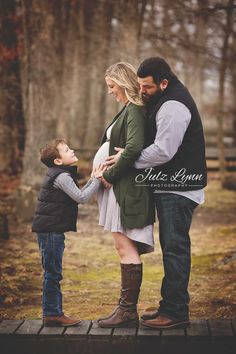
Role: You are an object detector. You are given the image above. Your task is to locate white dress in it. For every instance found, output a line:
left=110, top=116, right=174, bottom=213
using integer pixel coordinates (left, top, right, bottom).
left=93, top=122, right=154, bottom=255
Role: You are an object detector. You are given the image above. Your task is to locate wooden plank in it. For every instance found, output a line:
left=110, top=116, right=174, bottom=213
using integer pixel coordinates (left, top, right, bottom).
left=15, top=320, right=42, bottom=336
left=88, top=321, right=113, bottom=338
left=135, top=321, right=162, bottom=354
left=39, top=338, right=66, bottom=354
left=64, top=320, right=91, bottom=337
left=184, top=320, right=211, bottom=354
left=231, top=319, right=236, bottom=335
left=208, top=320, right=236, bottom=354
left=137, top=322, right=161, bottom=337
left=160, top=326, right=188, bottom=354
left=209, top=319, right=234, bottom=337
left=12, top=321, right=43, bottom=354
left=162, top=327, right=186, bottom=337
left=63, top=321, right=91, bottom=354
left=0, top=318, right=235, bottom=354
left=39, top=326, right=64, bottom=337
left=0, top=320, right=24, bottom=335
left=112, top=326, right=137, bottom=354
left=0, top=320, right=35, bottom=354
left=137, top=323, right=162, bottom=354
left=39, top=326, right=66, bottom=354
left=186, top=320, right=209, bottom=337
left=112, top=325, right=137, bottom=337
left=88, top=321, right=113, bottom=354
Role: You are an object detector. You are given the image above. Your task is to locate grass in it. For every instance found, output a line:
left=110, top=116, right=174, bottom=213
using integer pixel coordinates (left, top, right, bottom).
left=0, top=177, right=235, bottom=320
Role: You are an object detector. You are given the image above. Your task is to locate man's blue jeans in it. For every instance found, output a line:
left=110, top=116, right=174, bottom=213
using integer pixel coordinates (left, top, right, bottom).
left=155, top=193, right=198, bottom=321
left=37, top=233, right=65, bottom=317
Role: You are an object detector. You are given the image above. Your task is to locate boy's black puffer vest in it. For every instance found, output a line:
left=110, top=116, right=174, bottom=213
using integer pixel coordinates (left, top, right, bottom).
left=145, top=78, right=207, bottom=191
left=32, top=165, right=78, bottom=233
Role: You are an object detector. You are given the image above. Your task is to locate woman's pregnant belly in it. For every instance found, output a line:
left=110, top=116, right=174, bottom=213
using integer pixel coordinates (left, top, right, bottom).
left=93, top=141, right=110, bottom=168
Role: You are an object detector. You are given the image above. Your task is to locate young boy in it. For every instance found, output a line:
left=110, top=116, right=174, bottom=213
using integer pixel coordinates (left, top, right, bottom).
left=32, top=138, right=105, bottom=327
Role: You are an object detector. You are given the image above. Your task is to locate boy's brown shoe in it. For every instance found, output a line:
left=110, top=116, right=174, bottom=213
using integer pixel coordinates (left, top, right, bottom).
left=43, top=315, right=81, bottom=327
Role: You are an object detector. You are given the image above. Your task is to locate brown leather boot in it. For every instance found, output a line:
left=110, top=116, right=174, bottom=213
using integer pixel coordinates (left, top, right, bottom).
left=43, top=314, right=81, bottom=327
left=98, top=263, right=142, bottom=328
left=97, top=306, right=119, bottom=322
left=141, top=306, right=159, bottom=320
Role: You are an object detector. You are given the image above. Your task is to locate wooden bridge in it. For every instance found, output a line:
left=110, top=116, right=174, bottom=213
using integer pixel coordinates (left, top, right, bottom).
left=0, top=318, right=235, bottom=354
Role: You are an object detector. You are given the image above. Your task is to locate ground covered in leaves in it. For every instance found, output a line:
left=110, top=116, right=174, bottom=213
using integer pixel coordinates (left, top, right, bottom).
left=0, top=174, right=235, bottom=320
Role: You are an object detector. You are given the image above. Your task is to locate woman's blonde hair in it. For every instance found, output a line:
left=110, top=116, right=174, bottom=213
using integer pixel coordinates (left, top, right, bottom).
left=105, top=62, right=143, bottom=106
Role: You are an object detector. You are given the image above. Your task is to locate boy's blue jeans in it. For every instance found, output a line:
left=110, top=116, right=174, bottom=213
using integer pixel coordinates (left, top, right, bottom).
left=37, top=232, right=65, bottom=317
left=155, top=193, right=198, bottom=321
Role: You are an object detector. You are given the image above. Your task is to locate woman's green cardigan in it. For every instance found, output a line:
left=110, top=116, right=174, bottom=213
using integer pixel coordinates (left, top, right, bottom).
left=102, top=103, right=155, bottom=229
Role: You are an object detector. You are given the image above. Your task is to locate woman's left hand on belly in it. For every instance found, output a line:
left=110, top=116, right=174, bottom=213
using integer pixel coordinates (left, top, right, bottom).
left=105, top=147, right=124, bottom=167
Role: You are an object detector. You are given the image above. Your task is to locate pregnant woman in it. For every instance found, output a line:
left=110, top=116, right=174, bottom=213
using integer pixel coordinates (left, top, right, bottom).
left=93, top=62, right=155, bottom=328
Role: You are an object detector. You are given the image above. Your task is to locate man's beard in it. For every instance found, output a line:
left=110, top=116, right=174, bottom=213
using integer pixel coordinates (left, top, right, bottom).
left=142, top=89, right=164, bottom=107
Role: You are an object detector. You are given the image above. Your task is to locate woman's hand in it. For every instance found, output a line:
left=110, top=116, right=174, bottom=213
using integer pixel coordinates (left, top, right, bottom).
left=101, top=176, right=112, bottom=190
left=92, top=163, right=107, bottom=179
left=105, top=147, right=124, bottom=167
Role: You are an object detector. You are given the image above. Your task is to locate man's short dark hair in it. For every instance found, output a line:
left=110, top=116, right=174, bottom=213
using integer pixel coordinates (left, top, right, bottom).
left=137, top=57, right=175, bottom=84
left=40, top=138, right=66, bottom=167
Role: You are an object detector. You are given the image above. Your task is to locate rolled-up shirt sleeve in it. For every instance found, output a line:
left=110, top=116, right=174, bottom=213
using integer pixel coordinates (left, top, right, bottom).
left=134, top=100, right=191, bottom=169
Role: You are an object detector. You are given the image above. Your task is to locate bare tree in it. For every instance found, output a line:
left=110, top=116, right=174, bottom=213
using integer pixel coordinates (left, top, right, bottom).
left=17, top=0, right=67, bottom=219
left=8, top=0, right=236, bottom=220
left=57, top=0, right=114, bottom=153
left=216, top=0, right=235, bottom=184
left=230, top=22, right=236, bottom=146
left=81, top=0, right=114, bottom=152
left=16, top=0, right=115, bottom=218
left=0, top=0, right=24, bottom=174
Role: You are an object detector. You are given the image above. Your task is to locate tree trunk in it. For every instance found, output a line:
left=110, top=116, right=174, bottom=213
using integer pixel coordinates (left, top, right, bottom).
left=16, top=0, right=115, bottom=219
left=191, top=0, right=208, bottom=112
left=217, top=0, right=234, bottom=185
left=57, top=0, right=115, bottom=156
left=229, top=25, right=236, bottom=146
left=16, top=0, right=66, bottom=220
left=81, top=0, right=114, bottom=154
left=0, top=0, right=25, bottom=174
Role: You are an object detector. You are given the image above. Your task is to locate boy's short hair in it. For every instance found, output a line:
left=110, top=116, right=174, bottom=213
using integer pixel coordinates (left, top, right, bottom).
left=40, top=138, right=66, bottom=167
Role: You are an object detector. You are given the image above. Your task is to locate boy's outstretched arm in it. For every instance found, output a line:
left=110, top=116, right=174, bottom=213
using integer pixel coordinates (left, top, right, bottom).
left=53, top=165, right=106, bottom=204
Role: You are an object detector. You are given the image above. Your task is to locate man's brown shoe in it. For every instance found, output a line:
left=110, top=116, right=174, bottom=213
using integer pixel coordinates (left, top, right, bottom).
left=43, top=315, right=81, bottom=327
left=141, top=315, right=190, bottom=329
left=141, top=307, right=159, bottom=320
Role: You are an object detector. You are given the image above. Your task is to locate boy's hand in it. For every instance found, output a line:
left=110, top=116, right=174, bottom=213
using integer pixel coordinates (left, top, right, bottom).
left=105, top=147, right=124, bottom=167
left=92, top=163, right=107, bottom=179
left=101, top=176, right=112, bottom=189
